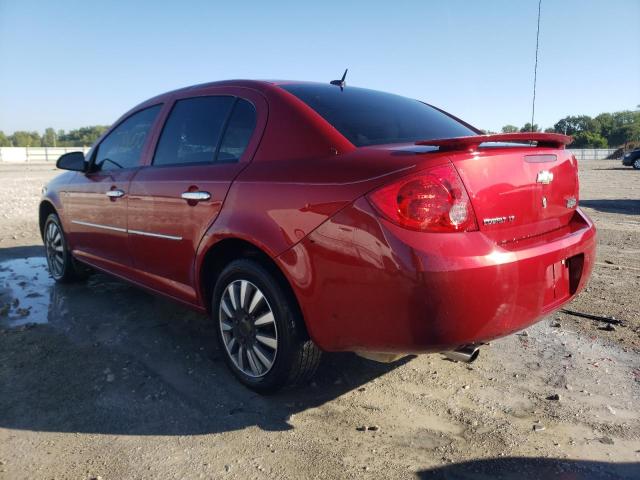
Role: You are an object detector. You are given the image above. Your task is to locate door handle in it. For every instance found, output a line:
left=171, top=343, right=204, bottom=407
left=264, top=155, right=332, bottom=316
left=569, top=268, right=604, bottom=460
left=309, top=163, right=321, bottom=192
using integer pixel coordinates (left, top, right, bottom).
left=106, top=189, right=125, bottom=198
left=181, top=191, right=211, bottom=202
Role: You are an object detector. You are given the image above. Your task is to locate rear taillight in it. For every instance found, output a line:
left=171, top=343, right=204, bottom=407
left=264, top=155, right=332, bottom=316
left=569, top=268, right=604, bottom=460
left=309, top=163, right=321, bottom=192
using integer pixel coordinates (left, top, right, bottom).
left=366, top=163, right=478, bottom=233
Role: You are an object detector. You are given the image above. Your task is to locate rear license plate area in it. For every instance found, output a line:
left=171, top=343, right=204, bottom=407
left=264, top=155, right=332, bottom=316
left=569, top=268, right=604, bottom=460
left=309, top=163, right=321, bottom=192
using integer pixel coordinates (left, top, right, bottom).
left=543, top=259, right=571, bottom=307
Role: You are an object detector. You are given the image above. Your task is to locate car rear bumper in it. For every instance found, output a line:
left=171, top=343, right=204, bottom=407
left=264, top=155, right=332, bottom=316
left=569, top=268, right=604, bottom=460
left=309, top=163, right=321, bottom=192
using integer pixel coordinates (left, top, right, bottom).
left=277, top=199, right=596, bottom=353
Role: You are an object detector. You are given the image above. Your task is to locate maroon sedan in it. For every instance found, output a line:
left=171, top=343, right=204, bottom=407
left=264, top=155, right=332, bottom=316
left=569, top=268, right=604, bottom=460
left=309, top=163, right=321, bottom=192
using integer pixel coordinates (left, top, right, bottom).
left=40, top=80, right=596, bottom=392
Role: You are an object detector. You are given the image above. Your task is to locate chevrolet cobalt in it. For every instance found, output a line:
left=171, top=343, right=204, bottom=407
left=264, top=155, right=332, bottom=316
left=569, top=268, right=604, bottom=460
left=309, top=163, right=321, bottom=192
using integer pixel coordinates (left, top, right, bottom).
left=40, top=80, right=596, bottom=392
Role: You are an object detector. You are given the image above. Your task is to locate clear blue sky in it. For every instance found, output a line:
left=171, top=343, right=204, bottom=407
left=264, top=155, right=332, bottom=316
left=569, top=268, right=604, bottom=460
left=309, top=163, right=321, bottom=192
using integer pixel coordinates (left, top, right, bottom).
left=1, top=0, right=638, bottom=133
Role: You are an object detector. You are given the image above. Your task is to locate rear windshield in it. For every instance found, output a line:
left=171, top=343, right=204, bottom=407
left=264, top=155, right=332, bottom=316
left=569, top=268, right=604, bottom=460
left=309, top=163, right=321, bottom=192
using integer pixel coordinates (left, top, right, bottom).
left=281, top=84, right=476, bottom=147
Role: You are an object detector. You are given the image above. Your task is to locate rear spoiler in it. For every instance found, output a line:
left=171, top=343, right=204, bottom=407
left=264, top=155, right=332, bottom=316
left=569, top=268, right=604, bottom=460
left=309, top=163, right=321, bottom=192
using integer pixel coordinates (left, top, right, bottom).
left=415, top=133, right=572, bottom=151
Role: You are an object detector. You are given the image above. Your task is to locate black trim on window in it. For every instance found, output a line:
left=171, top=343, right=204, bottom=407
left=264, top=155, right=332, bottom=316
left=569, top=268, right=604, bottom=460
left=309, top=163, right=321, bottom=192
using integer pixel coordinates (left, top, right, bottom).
left=213, top=98, right=239, bottom=162
left=216, top=98, right=258, bottom=164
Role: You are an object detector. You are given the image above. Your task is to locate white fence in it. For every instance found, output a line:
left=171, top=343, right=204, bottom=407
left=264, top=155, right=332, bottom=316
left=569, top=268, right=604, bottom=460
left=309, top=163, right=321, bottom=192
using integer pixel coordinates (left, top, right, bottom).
left=0, top=146, right=622, bottom=163
left=0, top=147, right=90, bottom=163
left=567, top=148, right=618, bottom=161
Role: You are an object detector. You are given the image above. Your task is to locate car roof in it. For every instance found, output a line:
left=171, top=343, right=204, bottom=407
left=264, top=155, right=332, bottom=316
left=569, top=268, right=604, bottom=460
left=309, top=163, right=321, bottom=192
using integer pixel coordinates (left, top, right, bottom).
left=151, top=79, right=318, bottom=98
left=129, top=79, right=326, bottom=113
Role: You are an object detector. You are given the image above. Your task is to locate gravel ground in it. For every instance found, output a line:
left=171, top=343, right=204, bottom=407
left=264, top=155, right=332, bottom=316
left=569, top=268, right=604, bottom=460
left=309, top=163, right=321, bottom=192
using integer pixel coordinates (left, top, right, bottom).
left=0, top=160, right=638, bottom=480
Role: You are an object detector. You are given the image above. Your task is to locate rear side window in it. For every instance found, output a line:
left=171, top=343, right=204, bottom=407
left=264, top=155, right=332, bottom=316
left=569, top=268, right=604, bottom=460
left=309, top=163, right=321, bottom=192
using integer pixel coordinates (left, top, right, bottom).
left=153, top=96, right=235, bottom=166
left=217, top=99, right=256, bottom=162
left=281, top=84, right=476, bottom=147
left=94, top=105, right=161, bottom=171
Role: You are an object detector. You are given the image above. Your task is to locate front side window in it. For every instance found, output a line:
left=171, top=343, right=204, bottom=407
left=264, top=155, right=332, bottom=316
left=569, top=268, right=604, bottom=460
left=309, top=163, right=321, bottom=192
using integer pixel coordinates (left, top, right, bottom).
left=280, top=84, right=476, bottom=147
left=153, top=96, right=235, bottom=166
left=93, top=105, right=161, bottom=171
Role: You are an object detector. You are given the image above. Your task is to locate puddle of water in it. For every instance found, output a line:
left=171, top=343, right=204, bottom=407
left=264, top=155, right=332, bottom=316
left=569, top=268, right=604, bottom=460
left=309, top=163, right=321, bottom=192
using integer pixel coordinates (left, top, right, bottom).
left=0, top=256, right=203, bottom=345
left=0, top=256, right=56, bottom=328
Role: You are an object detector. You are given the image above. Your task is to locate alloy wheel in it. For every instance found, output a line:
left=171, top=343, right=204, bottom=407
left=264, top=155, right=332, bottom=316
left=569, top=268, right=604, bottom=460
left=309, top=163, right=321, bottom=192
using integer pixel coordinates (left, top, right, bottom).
left=45, top=220, right=65, bottom=279
left=219, top=280, right=278, bottom=378
left=634, top=158, right=640, bottom=170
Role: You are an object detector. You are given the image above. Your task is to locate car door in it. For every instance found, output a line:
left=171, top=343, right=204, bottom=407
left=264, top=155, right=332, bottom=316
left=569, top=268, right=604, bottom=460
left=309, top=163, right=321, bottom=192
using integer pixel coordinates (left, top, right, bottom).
left=65, top=105, right=162, bottom=272
left=127, top=89, right=265, bottom=303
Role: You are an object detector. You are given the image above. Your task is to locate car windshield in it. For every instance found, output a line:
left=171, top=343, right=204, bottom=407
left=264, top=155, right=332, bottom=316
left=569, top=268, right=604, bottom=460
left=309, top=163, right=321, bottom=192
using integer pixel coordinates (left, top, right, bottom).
left=281, top=83, right=477, bottom=147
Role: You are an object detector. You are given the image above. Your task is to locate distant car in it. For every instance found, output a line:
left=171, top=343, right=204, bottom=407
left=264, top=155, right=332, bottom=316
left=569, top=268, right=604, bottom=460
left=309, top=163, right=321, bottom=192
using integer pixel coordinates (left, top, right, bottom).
left=40, top=80, right=596, bottom=392
left=622, top=149, right=640, bottom=169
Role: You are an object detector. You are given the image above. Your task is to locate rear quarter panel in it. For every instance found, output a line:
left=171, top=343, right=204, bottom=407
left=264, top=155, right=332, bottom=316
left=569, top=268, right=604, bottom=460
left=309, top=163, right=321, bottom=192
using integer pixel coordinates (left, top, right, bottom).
left=193, top=151, right=452, bottom=306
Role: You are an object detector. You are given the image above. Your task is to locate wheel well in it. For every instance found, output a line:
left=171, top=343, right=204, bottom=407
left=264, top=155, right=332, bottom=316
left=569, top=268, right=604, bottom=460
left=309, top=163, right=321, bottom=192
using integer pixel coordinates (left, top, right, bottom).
left=199, top=238, right=310, bottom=339
left=39, top=201, right=57, bottom=239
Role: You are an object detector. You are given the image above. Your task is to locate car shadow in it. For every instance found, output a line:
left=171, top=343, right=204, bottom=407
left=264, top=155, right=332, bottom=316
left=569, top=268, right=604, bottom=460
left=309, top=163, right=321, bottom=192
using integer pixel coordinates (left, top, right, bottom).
left=418, top=457, right=640, bottom=480
left=0, top=252, right=410, bottom=436
left=579, top=199, right=640, bottom=216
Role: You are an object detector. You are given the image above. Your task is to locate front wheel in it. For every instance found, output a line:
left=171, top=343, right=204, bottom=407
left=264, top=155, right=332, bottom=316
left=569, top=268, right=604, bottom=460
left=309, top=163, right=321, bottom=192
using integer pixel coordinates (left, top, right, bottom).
left=43, top=213, right=89, bottom=283
left=633, top=158, right=640, bottom=170
left=212, top=259, right=321, bottom=393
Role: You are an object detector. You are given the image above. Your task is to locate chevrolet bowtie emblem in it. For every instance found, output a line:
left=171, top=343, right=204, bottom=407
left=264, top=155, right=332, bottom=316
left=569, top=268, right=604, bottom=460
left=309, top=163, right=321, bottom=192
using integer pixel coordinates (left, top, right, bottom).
left=536, top=170, right=554, bottom=184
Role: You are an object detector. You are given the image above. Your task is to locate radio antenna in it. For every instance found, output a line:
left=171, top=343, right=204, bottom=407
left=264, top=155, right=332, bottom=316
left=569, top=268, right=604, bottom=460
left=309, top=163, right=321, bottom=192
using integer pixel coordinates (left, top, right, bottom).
left=330, top=69, right=348, bottom=90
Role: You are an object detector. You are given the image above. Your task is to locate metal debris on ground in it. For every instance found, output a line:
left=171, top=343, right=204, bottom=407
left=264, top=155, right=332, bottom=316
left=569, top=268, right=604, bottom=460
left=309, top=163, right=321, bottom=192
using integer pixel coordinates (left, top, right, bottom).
left=560, top=308, right=623, bottom=326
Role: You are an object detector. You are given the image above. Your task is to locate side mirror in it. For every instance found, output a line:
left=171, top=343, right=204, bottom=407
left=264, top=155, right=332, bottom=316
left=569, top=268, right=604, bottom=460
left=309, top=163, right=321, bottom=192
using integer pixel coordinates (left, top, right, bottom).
left=56, top=151, right=86, bottom=172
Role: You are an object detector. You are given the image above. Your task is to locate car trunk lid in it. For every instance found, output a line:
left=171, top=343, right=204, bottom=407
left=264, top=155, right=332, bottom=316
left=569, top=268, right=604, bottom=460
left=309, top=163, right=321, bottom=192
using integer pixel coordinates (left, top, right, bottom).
left=416, top=133, right=578, bottom=243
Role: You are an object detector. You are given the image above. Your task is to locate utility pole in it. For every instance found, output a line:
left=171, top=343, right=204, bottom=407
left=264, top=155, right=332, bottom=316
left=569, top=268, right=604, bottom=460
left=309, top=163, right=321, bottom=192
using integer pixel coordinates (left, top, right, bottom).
left=531, top=0, right=542, bottom=132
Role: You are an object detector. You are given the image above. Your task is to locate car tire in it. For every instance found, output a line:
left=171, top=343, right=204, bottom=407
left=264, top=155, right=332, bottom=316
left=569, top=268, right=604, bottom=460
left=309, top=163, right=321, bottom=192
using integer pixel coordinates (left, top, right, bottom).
left=212, top=258, right=321, bottom=393
left=633, top=158, right=640, bottom=170
left=43, top=213, right=90, bottom=283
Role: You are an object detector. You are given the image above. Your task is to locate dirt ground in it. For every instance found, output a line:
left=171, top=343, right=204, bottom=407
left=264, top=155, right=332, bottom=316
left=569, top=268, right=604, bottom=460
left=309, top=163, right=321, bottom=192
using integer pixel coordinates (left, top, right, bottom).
left=0, top=160, right=638, bottom=480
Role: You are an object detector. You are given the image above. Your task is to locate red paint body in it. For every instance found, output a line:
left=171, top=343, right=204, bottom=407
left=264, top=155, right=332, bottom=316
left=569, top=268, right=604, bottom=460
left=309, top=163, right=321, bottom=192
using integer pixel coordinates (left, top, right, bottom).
left=41, top=80, right=596, bottom=354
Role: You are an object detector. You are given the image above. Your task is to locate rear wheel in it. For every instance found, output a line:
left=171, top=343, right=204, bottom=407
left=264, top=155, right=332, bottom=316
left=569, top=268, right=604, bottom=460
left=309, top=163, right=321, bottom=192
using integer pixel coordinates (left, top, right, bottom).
left=43, top=213, right=89, bottom=283
left=212, top=259, right=321, bottom=393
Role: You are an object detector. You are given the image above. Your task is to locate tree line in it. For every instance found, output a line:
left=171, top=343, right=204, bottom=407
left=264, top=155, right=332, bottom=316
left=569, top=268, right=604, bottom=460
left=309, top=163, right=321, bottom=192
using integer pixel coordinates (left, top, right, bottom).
left=1, top=108, right=638, bottom=149
left=0, top=126, right=109, bottom=148
left=493, top=109, right=640, bottom=148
